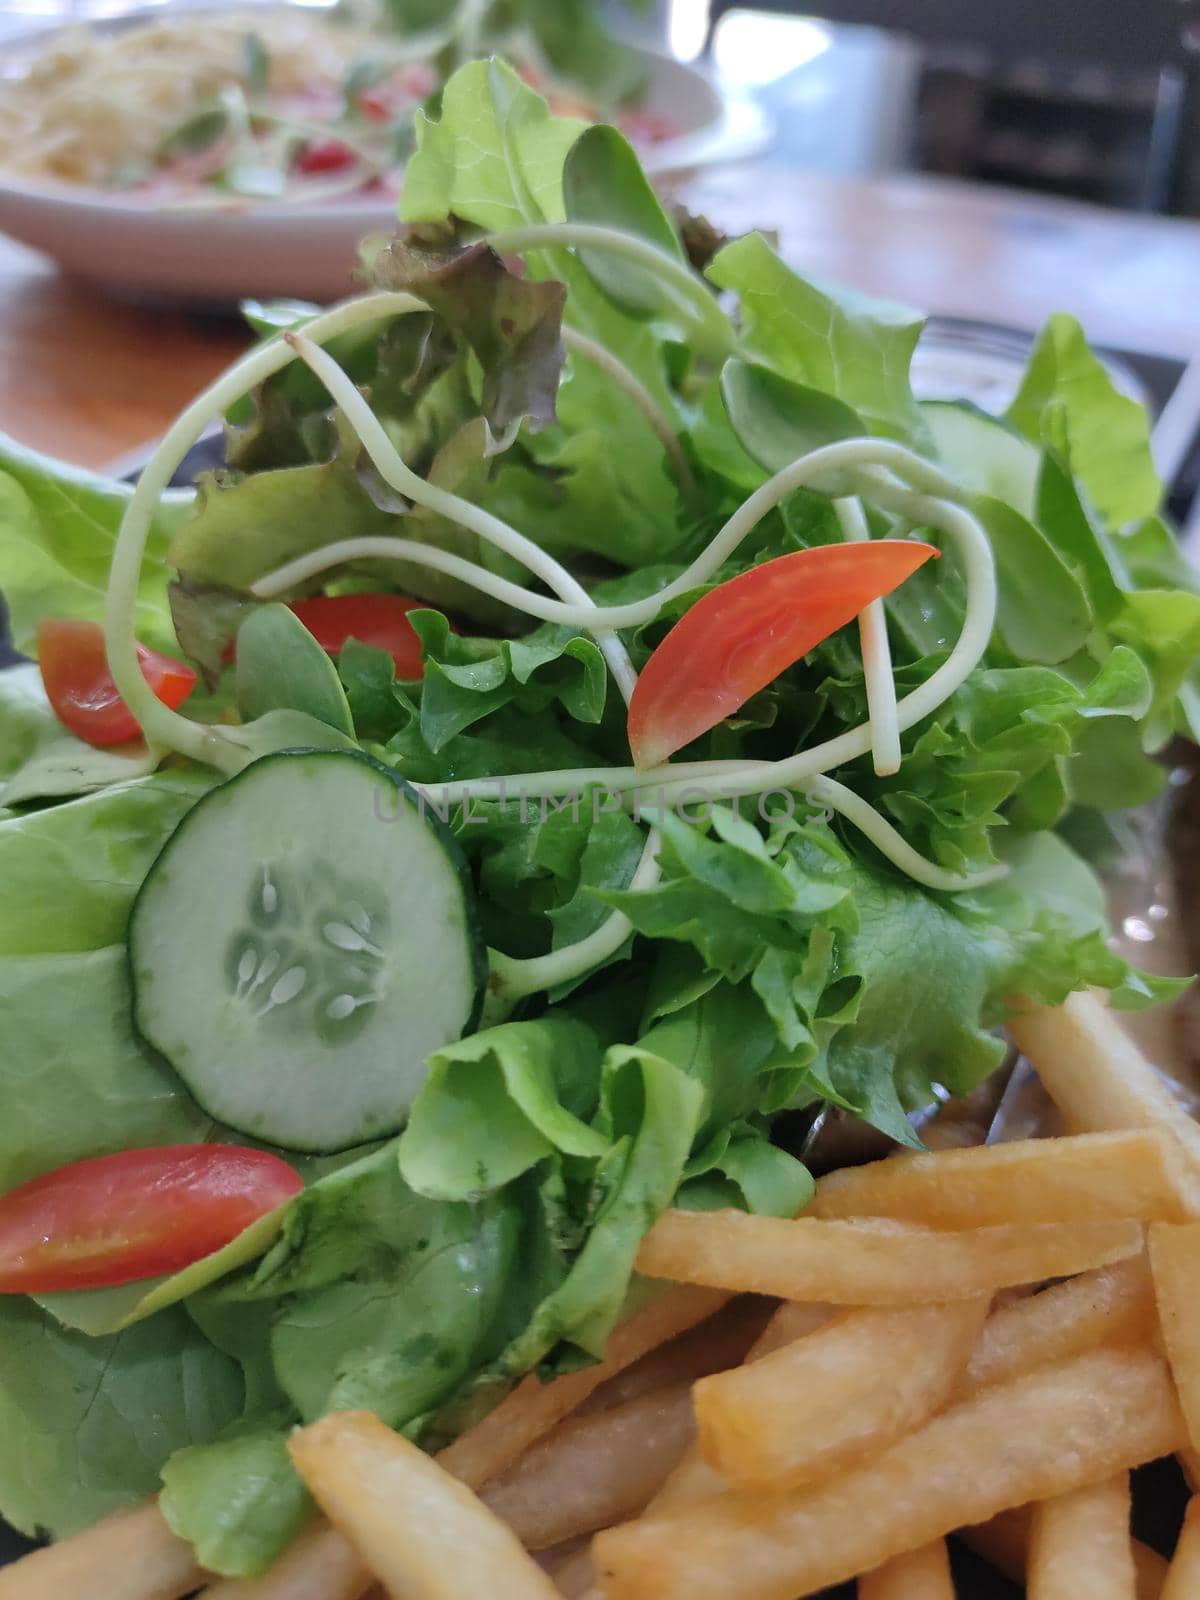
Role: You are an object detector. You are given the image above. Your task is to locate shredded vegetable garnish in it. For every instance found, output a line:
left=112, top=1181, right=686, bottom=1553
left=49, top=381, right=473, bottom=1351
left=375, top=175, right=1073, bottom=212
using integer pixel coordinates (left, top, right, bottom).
left=834, top=497, right=901, bottom=778
left=105, top=287, right=1001, bottom=912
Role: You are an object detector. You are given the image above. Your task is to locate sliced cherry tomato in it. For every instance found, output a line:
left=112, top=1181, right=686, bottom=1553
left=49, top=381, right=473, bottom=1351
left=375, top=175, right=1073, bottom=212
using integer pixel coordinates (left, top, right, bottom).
left=627, top=540, right=939, bottom=769
left=38, top=618, right=196, bottom=748
left=288, top=593, right=430, bottom=678
left=294, top=137, right=359, bottom=176
left=0, top=1145, right=303, bottom=1293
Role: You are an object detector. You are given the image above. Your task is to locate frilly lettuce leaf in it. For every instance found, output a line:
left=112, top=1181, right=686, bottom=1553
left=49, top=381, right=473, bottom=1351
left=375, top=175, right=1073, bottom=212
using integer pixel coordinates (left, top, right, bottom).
left=706, top=231, right=927, bottom=445
left=373, top=239, right=567, bottom=436
left=400, top=58, right=587, bottom=231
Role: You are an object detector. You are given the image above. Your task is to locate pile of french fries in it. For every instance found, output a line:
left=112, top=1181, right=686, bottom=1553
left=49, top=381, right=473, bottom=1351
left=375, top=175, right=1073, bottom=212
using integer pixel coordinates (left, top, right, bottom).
left=9, top=991, right=1200, bottom=1599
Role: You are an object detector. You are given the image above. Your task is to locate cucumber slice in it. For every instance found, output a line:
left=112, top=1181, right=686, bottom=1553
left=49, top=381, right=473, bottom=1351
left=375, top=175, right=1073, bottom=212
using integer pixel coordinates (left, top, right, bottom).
left=921, top=399, right=1039, bottom=520
left=129, top=750, right=486, bottom=1152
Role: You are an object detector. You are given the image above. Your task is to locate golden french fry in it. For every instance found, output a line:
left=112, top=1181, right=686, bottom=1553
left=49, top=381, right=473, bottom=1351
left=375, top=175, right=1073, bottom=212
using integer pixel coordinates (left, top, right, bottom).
left=197, top=1523, right=370, bottom=1600
left=1009, top=994, right=1200, bottom=1188
left=578, top=1297, right=770, bottom=1417
left=553, top=1546, right=598, bottom=1600
left=813, top=1130, right=1198, bottom=1226
left=1162, top=1497, right=1200, bottom=1600
left=645, top=1446, right=726, bottom=1514
left=0, top=1500, right=203, bottom=1600
left=288, top=1411, right=560, bottom=1600
left=964, top=1256, right=1155, bottom=1392
left=1179, top=1449, right=1200, bottom=1493
left=693, top=1301, right=986, bottom=1489
left=962, top=1508, right=1168, bottom=1600
left=481, top=1381, right=694, bottom=1550
left=1028, top=1474, right=1136, bottom=1600
left=635, top=1210, right=1142, bottom=1304
left=858, top=1539, right=954, bottom=1599
left=593, top=1345, right=1184, bottom=1600
left=436, top=1285, right=728, bottom=1489
left=645, top=1303, right=833, bottom=1517
left=1150, top=1222, right=1200, bottom=1450
left=743, top=1299, right=832, bottom=1360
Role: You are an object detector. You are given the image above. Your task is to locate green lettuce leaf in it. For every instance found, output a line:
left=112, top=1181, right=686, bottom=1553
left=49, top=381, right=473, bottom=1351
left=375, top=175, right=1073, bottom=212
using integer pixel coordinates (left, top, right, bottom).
left=1007, top=313, right=1161, bottom=528
left=707, top=232, right=927, bottom=444
left=0, top=1298, right=241, bottom=1539
left=160, top=1423, right=311, bottom=1577
left=401, top=58, right=586, bottom=231
left=0, top=433, right=191, bottom=657
left=0, top=770, right=211, bottom=956
left=407, top=608, right=608, bottom=751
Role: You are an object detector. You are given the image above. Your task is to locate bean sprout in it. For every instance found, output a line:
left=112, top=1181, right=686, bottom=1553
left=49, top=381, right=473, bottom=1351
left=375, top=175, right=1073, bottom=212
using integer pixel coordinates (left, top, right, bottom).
left=835, top=496, right=901, bottom=777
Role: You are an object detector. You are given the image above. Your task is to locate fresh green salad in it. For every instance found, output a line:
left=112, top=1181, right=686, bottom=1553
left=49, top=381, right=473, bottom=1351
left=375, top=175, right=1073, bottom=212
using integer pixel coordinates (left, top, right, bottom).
left=0, top=56, right=1197, bottom=1575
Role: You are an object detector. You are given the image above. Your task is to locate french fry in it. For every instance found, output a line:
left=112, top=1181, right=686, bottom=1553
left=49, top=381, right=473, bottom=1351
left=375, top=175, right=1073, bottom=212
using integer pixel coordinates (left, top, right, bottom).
left=744, top=1299, right=832, bottom=1360
left=578, top=1297, right=771, bottom=1416
left=1178, top=1449, right=1200, bottom=1493
left=480, top=1381, right=695, bottom=1549
left=858, top=1539, right=954, bottom=1599
left=962, top=1508, right=1168, bottom=1600
left=635, top=1210, right=1142, bottom=1304
left=963, top=1256, right=1156, bottom=1392
left=288, top=1411, right=560, bottom=1600
left=645, top=1446, right=726, bottom=1514
left=693, top=1301, right=986, bottom=1489
left=1162, top=1497, right=1200, bottom=1600
left=1027, top=1474, right=1136, bottom=1600
left=554, top=1546, right=599, bottom=1600
left=0, top=1500, right=203, bottom=1600
left=1149, top=1223, right=1200, bottom=1449
left=1009, top=994, right=1200, bottom=1189
left=646, top=1302, right=833, bottom=1516
left=593, top=1345, right=1185, bottom=1600
left=813, top=1130, right=1198, bottom=1226
left=435, top=1285, right=728, bottom=1489
left=197, top=1523, right=370, bottom=1600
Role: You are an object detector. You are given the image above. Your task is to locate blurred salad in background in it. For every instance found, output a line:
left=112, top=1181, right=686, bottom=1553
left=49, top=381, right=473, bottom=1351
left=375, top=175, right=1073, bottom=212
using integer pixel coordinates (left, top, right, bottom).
left=0, top=0, right=668, bottom=203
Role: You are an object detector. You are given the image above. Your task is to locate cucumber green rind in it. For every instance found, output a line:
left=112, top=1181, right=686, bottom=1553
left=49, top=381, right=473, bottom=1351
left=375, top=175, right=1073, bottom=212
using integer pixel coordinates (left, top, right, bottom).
left=128, top=749, right=487, bottom=1153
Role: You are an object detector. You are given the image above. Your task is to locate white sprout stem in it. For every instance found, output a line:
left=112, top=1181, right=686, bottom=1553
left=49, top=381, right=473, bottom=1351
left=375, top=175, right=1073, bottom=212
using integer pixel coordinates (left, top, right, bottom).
left=485, top=222, right=736, bottom=362
left=488, top=827, right=663, bottom=1005
left=282, top=331, right=639, bottom=704
left=810, top=777, right=1006, bottom=891
left=559, top=326, right=694, bottom=493
left=104, top=289, right=430, bottom=768
left=250, top=437, right=959, bottom=636
left=256, top=458, right=996, bottom=819
left=834, top=496, right=901, bottom=777
left=405, top=469, right=997, bottom=810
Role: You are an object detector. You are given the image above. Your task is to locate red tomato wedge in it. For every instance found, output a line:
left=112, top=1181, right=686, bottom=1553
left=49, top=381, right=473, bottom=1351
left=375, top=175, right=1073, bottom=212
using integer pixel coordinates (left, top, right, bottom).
left=288, top=593, right=430, bottom=678
left=293, top=137, right=359, bottom=176
left=38, top=618, right=196, bottom=748
left=0, top=1145, right=304, bottom=1293
left=626, top=540, right=939, bottom=769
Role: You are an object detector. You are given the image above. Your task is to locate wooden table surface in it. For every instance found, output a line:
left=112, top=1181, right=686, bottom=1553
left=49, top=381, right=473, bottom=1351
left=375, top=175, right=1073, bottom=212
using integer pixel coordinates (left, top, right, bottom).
left=6, top=162, right=1200, bottom=470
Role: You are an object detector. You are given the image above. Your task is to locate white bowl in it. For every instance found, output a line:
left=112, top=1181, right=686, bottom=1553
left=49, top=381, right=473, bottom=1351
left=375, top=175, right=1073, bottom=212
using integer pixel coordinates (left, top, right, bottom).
left=0, top=21, right=770, bottom=307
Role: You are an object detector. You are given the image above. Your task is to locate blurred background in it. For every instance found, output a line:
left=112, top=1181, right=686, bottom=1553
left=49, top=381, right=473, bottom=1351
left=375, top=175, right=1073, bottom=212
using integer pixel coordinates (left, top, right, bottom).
left=5, top=0, right=1200, bottom=214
